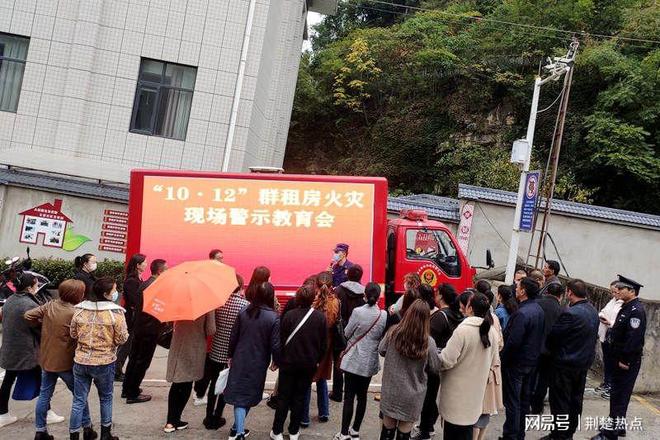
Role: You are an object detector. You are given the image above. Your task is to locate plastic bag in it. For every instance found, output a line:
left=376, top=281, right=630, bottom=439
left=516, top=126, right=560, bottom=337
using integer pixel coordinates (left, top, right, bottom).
left=214, top=368, right=230, bottom=396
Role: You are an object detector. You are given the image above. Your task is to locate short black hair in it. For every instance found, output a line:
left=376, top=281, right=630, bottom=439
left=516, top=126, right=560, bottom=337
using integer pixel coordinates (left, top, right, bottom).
left=546, top=260, right=560, bottom=276
left=16, top=272, right=37, bottom=292
left=150, top=259, right=167, bottom=275
left=347, top=264, right=363, bottom=283
left=209, top=249, right=223, bottom=259
left=567, top=279, right=587, bottom=298
left=520, top=277, right=540, bottom=298
left=546, top=282, right=565, bottom=299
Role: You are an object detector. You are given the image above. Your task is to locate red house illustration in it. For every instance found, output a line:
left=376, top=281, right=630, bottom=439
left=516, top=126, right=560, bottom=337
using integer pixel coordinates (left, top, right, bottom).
left=19, top=199, right=72, bottom=248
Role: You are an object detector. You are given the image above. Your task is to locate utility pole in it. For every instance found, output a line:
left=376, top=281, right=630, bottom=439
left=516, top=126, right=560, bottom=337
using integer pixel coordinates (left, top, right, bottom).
left=534, top=40, right=579, bottom=268
left=504, top=41, right=578, bottom=284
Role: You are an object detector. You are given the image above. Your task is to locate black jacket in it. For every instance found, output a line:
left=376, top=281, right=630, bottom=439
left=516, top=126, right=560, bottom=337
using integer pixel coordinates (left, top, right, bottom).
left=335, top=281, right=366, bottom=326
left=546, top=299, right=599, bottom=370
left=501, top=298, right=545, bottom=367
left=609, top=297, right=646, bottom=366
left=536, top=294, right=563, bottom=355
left=279, top=306, right=327, bottom=371
left=133, top=277, right=162, bottom=339
left=73, top=269, right=96, bottom=297
left=430, top=307, right=464, bottom=350
left=122, top=274, right=142, bottom=329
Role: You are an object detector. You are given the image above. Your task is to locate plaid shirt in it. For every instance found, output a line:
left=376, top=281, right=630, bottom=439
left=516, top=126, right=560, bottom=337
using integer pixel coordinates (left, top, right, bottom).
left=210, top=292, right=248, bottom=363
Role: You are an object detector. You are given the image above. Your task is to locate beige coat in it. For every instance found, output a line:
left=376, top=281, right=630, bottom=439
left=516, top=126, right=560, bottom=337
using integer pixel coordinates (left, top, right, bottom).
left=482, top=311, right=504, bottom=415
left=166, top=311, right=215, bottom=383
left=438, top=316, right=498, bottom=426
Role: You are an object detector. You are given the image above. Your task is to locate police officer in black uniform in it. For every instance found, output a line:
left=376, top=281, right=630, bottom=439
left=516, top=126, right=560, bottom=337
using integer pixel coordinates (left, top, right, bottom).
left=591, top=275, right=646, bottom=440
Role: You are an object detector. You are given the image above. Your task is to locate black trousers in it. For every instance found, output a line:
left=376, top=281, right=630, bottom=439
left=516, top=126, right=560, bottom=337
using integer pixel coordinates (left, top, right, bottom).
left=115, top=329, right=134, bottom=375
left=341, top=372, right=372, bottom=435
left=419, top=372, right=440, bottom=435
left=443, top=420, right=473, bottom=440
left=548, top=366, right=588, bottom=439
left=272, top=367, right=315, bottom=435
left=502, top=364, right=534, bottom=440
left=122, top=332, right=158, bottom=398
left=600, top=360, right=642, bottom=439
left=531, top=354, right=552, bottom=414
left=167, top=381, right=193, bottom=424
left=194, top=356, right=213, bottom=399
left=331, top=350, right=344, bottom=398
left=205, top=359, right=228, bottom=420
left=0, top=369, right=18, bottom=414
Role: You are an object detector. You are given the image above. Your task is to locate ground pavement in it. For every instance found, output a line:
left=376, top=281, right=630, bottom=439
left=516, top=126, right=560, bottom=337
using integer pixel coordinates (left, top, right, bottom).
left=3, top=347, right=659, bottom=439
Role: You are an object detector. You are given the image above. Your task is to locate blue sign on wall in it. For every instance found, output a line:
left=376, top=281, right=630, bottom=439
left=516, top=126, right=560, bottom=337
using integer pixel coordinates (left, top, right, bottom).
left=519, top=171, right=541, bottom=232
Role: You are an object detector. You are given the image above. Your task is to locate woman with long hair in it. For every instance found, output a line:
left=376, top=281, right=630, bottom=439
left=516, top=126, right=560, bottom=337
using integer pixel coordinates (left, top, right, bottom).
left=495, top=285, right=517, bottom=330
left=25, top=279, right=96, bottom=440
left=378, top=300, right=440, bottom=440
left=70, top=277, right=129, bottom=440
left=115, top=253, right=147, bottom=382
left=245, top=266, right=271, bottom=303
left=333, top=283, right=387, bottom=440
left=301, top=272, right=339, bottom=426
left=224, top=281, right=281, bottom=440
left=438, top=292, right=498, bottom=440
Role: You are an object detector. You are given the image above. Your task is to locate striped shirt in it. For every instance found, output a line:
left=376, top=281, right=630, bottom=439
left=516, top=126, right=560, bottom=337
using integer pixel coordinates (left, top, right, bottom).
left=210, top=292, right=249, bottom=363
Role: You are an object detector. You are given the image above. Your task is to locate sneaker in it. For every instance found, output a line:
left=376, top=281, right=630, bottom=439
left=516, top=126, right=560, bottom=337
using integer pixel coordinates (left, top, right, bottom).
left=0, top=413, right=17, bottom=429
left=289, top=431, right=300, bottom=440
left=299, top=422, right=310, bottom=429
left=329, top=393, right=343, bottom=403
left=269, top=431, right=283, bottom=440
left=229, top=429, right=250, bottom=440
left=193, top=395, right=207, bottom=406
left=46, top=410, right=65, bottom=425
left=203, top=416, right=226, bottom=430
left=333, top=434, right=351, bottom=440
left=601, top=389, right=611, bottom=399
left=349, top=428, right=360, bottom=439
left=319, top=415, right=329, bottom=423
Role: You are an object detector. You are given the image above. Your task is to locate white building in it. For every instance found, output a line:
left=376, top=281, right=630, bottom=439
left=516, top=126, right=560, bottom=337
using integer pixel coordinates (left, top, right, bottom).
left=0, top=0, right=337, bottom=183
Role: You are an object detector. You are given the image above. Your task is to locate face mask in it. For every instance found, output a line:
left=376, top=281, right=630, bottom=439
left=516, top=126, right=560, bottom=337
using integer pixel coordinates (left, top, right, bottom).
left=87, top=262, right=98, bottom=272
left=332, top=253, right=341, bottom=262
left=110, top=290, right=119, bottom=302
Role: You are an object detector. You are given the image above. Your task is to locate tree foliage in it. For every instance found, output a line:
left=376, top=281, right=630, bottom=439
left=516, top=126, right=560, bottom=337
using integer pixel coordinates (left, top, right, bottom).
left=286, top=0, right=659, bottom=213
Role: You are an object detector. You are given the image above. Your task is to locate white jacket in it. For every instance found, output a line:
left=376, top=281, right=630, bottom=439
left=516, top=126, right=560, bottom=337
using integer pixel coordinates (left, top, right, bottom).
left=598, top=298, right=623, bottom=342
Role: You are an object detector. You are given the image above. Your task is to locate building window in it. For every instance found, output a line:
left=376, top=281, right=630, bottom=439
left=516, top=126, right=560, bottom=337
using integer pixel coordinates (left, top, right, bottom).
left=130, top=59, right=197, bottom=141
left=0, top=33, right=29, bottom=113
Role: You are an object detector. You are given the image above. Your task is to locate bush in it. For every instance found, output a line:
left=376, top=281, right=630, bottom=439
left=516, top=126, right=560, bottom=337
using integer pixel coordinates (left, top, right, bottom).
left=1, top=258, right=125, bottom=291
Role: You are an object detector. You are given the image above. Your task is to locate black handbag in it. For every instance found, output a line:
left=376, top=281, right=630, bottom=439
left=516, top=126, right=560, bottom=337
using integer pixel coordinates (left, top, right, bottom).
left=332, top=312, right=347, bottom=352
left=157, top=323, right=173, bottom=349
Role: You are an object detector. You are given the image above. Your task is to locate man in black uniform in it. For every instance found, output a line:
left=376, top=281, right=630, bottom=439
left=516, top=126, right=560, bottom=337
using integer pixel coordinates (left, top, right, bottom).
left=591, top=275, right=646, bottom=440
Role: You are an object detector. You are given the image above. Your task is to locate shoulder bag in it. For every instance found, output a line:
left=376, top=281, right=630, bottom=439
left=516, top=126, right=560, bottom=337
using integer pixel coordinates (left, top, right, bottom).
left=286, top=308, right=315, bottom=346
left=340, top=310, right=384, bottom=361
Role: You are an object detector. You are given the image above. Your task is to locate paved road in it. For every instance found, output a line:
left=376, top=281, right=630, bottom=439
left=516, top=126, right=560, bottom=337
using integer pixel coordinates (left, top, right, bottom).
left=2, top=347, right=659, bottom=439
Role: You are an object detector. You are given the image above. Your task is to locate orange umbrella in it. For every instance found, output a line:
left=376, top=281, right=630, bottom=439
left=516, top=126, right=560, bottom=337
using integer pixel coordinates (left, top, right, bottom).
left=143, top=260, right=238, bottom=322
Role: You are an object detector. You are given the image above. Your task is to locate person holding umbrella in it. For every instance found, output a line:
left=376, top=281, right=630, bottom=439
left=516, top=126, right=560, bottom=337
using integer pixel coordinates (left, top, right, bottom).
left=224, top=281, right=281, bottom=440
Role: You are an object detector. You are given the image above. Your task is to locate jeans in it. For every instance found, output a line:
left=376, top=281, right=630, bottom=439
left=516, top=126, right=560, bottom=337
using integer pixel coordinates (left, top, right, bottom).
left=341, top=372, right=372, bottom=435
left=232, top=407, right=250, bottom=435
left=502, top=364, right=534, bottom=440
left=272, top=367, right=315, bottom=435
left=302, top=379, right=329, bottom=424
left=167, top=382, right=193, bottom=425
left=71, top=362, right=115, bottom=433
left=36, top=370, right=91, bottom=432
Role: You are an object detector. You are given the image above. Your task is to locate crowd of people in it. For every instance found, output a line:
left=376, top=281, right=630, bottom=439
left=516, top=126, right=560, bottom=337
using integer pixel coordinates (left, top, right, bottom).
left=0, top=245, right=648, bottom=440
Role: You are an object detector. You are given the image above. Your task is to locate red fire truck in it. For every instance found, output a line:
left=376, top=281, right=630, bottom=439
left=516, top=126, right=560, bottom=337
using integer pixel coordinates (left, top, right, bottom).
left=126, top=170, right=478, bottom=305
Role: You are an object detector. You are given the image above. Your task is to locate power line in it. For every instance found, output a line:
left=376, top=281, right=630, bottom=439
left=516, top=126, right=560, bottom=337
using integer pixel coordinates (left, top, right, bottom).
left=353, top=0, right=660, bottom=45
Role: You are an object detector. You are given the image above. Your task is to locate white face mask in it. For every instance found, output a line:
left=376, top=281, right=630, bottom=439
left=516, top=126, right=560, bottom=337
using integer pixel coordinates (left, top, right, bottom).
left=87, top=262, right=98, bottom=272
left=110, top=290, right=119, bottom=302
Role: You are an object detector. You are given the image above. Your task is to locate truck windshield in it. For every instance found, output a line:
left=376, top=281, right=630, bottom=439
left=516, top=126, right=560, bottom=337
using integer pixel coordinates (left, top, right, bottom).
left=405, top=229, right=460, bottom=277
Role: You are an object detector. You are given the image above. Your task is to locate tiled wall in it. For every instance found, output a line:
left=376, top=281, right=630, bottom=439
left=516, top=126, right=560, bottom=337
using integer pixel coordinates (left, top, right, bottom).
left=0, top=0, right=306, bottom=175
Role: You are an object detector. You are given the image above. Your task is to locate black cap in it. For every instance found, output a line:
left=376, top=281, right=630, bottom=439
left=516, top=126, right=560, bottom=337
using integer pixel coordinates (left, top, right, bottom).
left=616, top=275, right=643, bottom=295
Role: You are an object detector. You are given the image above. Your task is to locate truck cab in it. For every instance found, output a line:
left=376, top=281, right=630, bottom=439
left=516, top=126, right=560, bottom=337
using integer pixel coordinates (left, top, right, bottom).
left=385, top=209, right=475, bottom=304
